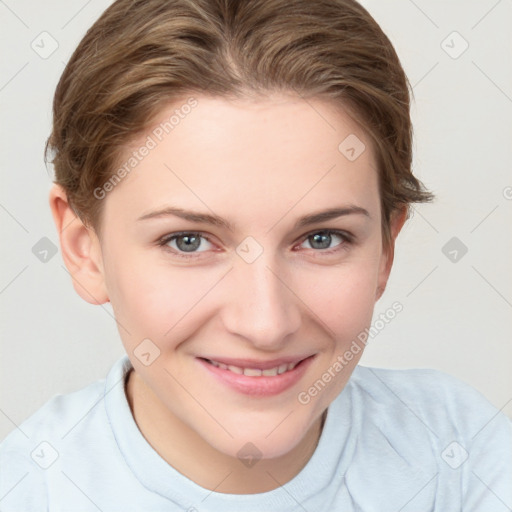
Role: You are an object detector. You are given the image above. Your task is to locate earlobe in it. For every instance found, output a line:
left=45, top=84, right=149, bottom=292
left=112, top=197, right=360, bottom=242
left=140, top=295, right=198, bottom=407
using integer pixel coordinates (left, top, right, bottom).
left=49, top=184, right=109, bottom=305
left=376, top=206, right=408, bottom=301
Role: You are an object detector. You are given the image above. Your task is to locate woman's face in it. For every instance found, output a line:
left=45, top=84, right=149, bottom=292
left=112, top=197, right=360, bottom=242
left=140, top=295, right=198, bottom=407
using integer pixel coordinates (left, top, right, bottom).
left=96, top=93, right=397, bottom=459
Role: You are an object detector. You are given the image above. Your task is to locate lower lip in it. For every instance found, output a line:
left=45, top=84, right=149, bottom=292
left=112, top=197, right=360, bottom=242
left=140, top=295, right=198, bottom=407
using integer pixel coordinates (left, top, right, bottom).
left=197, top=356, right=316, bottom=397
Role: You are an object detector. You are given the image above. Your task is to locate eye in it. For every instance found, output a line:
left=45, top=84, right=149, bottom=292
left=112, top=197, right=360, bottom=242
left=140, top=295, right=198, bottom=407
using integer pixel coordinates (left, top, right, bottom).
left=158, top=232, right=214, bottom=258
left=157, top=229, right=353, bottom=260
left=298, top=230, right=352, bottom=254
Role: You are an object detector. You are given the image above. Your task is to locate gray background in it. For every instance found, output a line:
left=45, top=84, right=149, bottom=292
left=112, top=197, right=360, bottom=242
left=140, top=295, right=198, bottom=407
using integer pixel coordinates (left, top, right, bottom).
left=1, top=0, right=511, bottom=442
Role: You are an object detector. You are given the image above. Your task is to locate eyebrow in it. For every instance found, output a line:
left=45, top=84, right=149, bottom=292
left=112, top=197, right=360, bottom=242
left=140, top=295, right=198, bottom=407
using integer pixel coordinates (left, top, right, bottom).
left=137, top=205, right=370, bottom=231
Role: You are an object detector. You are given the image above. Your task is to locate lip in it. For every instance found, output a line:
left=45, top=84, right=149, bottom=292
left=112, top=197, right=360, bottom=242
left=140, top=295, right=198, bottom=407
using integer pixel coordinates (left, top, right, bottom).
left=197, top=354, right=316, bottom=397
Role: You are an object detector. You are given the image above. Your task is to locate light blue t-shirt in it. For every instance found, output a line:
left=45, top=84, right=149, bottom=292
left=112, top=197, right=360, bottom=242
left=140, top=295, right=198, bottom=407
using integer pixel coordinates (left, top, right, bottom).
left=1, top=355, right=511, bottom=511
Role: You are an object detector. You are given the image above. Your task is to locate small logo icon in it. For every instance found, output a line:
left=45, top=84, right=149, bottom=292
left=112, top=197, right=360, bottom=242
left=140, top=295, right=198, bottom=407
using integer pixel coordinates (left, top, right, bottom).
left=31, top=31, right=59, bottom=59
left=134, top=338, right=161, bottom=366
left=338, top=134, right=366, bottom=162
left=237, top=441, right=263, bottom=468
left=442, top=237, right=468, bottom=263
left=32, top=237, right=58, bottom=263
left=441, top=31, right=469, bottom=59
left=441, top=441, right=468, bottom=469
left=31, top=441, right=59, bottom=469
left=236, top=236, right=264, bottom=264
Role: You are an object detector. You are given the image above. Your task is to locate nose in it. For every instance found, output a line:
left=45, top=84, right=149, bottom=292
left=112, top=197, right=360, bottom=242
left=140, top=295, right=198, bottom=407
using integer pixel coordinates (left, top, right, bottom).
left=220, top=250, right=302, bottom=351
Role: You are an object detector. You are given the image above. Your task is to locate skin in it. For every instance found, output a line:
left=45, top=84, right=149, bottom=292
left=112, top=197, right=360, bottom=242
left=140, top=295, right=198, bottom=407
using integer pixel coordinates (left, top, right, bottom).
left=49, top=92, right=406, bottom=494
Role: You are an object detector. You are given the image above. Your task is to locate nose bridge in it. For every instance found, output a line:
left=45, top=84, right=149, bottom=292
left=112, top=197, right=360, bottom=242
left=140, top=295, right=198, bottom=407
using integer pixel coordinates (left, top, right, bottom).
left=222, top=245, right=301, bottom=347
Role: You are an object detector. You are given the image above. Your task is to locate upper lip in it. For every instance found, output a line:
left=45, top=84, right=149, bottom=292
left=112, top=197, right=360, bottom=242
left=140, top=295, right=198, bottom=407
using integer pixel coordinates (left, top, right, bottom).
left=199, top=354, right=315, bottom=370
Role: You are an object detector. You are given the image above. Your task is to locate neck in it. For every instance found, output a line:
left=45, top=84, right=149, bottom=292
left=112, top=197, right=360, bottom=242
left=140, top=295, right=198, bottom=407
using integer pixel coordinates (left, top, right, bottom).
left=125, top=369, right=326, bottom=494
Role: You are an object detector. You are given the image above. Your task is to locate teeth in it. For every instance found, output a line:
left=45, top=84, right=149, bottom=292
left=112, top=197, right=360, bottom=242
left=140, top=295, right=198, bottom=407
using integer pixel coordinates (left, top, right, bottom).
left=278, top=363, right=288, bottom=374
left=243, top=368, right=262, bottom=377
left=207, top=359, right=300, bottom=377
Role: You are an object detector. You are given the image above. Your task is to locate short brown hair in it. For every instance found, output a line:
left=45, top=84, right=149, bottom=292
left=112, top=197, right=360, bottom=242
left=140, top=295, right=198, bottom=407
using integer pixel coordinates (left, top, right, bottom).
left=45, top=0, right=433, bottom=245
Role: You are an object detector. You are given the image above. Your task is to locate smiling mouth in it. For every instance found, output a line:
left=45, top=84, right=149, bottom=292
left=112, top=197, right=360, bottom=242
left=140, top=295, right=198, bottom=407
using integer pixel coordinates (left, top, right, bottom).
left=197, top=355, right=316, bottom=396
left=199, top=356, right=311, bottom=377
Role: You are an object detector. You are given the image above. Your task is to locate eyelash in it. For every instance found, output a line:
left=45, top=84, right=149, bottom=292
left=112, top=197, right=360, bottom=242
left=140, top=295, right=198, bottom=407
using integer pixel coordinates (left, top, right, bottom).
left=157, top=229, right=354, bottom=260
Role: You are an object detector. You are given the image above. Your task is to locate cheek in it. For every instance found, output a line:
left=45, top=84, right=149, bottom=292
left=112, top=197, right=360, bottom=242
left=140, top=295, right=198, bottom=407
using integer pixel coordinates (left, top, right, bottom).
left=297, top=254, right=381, bottom=334
left=293, top=260, right=380, bottom=410
left=106, top=252, right=218, bottom=347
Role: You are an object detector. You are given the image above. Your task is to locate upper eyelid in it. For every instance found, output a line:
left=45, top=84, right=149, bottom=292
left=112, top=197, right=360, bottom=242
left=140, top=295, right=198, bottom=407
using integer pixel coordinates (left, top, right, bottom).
left=159, top=231, right=214, bottom=246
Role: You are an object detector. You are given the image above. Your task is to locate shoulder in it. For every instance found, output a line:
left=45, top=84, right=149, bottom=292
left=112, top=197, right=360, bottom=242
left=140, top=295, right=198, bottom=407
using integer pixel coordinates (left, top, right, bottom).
left=0, top=375, right=106, bottom=511
left=349, top=365, right=510, bottom=440
left=1, top=375, right=106, bottom=447
left=336, top=365, right=512, bottom=508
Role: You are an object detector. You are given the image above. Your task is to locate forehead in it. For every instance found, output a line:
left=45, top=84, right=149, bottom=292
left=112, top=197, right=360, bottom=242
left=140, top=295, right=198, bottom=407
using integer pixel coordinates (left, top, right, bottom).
left=103, top=93, right=379, bottom=230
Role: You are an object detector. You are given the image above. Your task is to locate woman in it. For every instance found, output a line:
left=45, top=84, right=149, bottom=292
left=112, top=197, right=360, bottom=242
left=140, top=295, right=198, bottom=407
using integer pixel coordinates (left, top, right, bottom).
left=1, top=0, right=510, bottom=510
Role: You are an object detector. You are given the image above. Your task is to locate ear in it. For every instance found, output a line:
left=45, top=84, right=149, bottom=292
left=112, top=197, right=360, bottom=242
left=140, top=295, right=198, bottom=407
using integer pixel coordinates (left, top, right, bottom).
left=49, top=183, right=109, bottom=305
left=375, top=206, right=408, bottom=301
